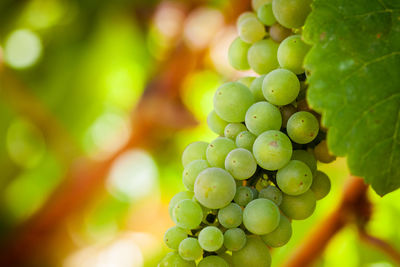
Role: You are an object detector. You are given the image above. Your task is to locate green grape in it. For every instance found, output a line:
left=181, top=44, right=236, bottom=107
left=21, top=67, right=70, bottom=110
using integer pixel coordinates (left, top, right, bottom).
left=237, top=12, right=257, bottom=28
left=232, top=236, right=271, bottom=267
left=269, top=23, right=292, bottom=43
left=248, top=39, right=279, bottom=74
left=287, top=111, right=319, bottom=144
left=262, top=68, right=300, bottom=106
left=224, top=123, right=248, bottom=140
left=291, top=150, right=317, bottom=173
left=234, top=186, right=254, bottom=206
left=245, top=101, right=282, bottom=135
left=198, top=226, right=224, bottom=252
left=207, top=110, right=228, bottom=136
left=225, top=148, right=257, bottom=180
left=213, top=82, right=254, bottom=122
left=228, top=37, right=251, bottom=70
left=258, top=185, right=282, bottom=205
left=183, top=160, right=209, bottom=191
left=224, top=228, right=247, bottom=251
left=278, top=35, right=311, bottom=74
left=164, top=226, right=188, bottom=250
left=237, top=76, right=256, bottom=88
left=257, top=3, right=276, bottom=26
left=261, top=214, right=292, bottom=247
left=218, top=203, right=243, bottom=228
left=182, top=141, right=208, bottom=167
left=252, top=0, right=272, bottom=11
left=173, top=199, right=203, bottom=229
left=314, top=140, right=336, bottom=163
left=280, top=104, right=297, bottom=128
left=253, top=130, right=292, bottom=170
left=206, top=137, right=236, bottom=168
left=280, top=190, right=316, bottom=220
left=272, top=0, right=312, bottom=29
left=218, top=253, right=233, bottom=266
left=249, top=75, right=266, bottom=102
left=198, top=256, right=229, bottom=267
left=235, top=131, right=257, bottom=151
left=310, top=170, right=331, bottom=200
left=251, top=187, right=259, bottom=199
left=238, top=17, right=266, bottom=44
left=169, top=191, right=194, bottom=219
left=243, top=198, right=280, bottom=235
left=179, top=237, right=203, bottom=261
left=276, top=160, right=312, bottom=196
left=194, top=167, right=236, bottom=209
left=159, top=251, right=196, bottom=267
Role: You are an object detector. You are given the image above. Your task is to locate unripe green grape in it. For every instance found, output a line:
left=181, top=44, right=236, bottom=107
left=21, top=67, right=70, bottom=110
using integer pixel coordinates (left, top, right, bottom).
left=280, top=190, right=316, bottom=220
left=169, top=191, right=194, bottom=219
left=173, top=199, right=203, bottom=229
left=207, top=110, right=228, bottom=136
left=248, top=39, right=279, bottom=74
left=276, top=160, right=313, bottom=196
left=214, top=82, right=254, bottom=122
left=253, top=130, right=292, bottom=170
left=225, top=148, right=257, bottom=180
left=194, top=167, right=236, bottom=209
left=252, top=0, right=272, bottom=11
left=261, top=214, right=292, bottom=247
left=251, top=187, right=259, bottom=199
left=159, top=252, right=196, bottom=267
left=234, top=186, right=254, bottom=206
left=237, top=76, right=256, bottom=88
left=257, top=3, right=276, bottom=26
left=224, top=123, right=248, bottom=140
left=218, top=253, right=233, bottom=266
left=243, top=198, right=280, bottom=235
left=249, top=75, right=266, bottom=102
left=310, top=170, right=331, bottom=200
left=183, top=160, right=209, bottom=191
left=262, top=68, right=300, bottom=106
left=182, top=141, right=208, bottom=167
left=198, top=255, right=229, bottom=267
left=218, top=203, right=243, bottom=228
left=164, top=226, right=188, bottom=250
left=232, top=236, right=271, bottom=267
left=228, top=37, right=251, bottom=70
left=245, top=101, right=282, bottom=135
left=237, top=12, right=257, bottom=28
left=287, top=111, right=319, bottom=144
left=206, top=137, right=236, bottom=168
left=291, top=150, right=317, bottom=173
left=258, top=185, right=282, bottom=205
left=280, top=104, right=297, bottom=128
left=269, top=23, right=292, bottom=42
left=179, top=237, right=203, bottom=261
left=278, top=35, right=311, bottom=74
left=235, top=131, right=257, bottom=151
left=238, top=17, right=266, bottom=44
left=272, top=0, right=312, bottom=29
left=224, top=228, right=247, bottom=251
left=198, top=226, right=224, bottom=252
left=314, top=140, right=336, bottom=163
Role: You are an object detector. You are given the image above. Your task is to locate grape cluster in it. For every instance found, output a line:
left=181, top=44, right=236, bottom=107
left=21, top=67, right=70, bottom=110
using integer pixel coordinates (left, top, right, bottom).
left=160, top=0, right=336, bottom=266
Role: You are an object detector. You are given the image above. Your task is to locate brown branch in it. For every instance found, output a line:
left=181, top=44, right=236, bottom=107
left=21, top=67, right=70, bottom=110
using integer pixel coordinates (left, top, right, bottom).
left=0, top=1, right=251, bottom=265
left=283, top=176, right=369, bottom=267
left=358, top=224, right=400, bottom=264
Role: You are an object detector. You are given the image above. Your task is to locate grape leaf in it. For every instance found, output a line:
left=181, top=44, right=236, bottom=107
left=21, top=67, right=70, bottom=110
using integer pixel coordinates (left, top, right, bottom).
left=303, top=0, right=400, bottom=196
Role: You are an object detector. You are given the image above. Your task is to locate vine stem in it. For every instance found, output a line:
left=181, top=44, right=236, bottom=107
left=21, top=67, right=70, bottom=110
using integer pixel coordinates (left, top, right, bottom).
left=283, top=176, right=368, bottom=267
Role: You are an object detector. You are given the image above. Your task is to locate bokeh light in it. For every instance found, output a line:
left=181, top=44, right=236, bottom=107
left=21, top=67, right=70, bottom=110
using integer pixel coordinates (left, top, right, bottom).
left=4, top=29, right=42, bottom=69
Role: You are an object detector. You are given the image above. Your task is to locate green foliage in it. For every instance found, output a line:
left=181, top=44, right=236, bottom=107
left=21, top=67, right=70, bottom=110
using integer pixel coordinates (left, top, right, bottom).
left=304, top=0, right=400, bottom=195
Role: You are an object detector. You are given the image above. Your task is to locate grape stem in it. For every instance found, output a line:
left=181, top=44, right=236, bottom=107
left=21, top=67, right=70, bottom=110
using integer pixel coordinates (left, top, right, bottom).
left=283, top=176, right=400, bottom=266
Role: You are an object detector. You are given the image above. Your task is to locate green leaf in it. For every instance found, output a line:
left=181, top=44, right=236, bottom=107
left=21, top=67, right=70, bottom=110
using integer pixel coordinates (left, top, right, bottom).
left=304, top=0, right=400, bottom=196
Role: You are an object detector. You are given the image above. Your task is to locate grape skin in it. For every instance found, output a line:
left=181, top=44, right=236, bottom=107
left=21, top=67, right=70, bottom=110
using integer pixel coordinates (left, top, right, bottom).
left=276, top=160, right=313, bottom=196
left=218, top=203, right=243, bottom=228
left=232, top=236, right=271, bottom=267
left=164, top=226, right=188, bottom=250
left=182, top=141, right=209, bottom=167
left=225, top=148, right=257, bottom=180
left=207, top=110, right=228, bottom=136
left=243, top=198, right=280, bottom=235
left=198, top=226, right=224, bottom=252
left=247, top=39, right=279, bottom=74
left=198, top=255, right=229, bottom=267
left=261, top=214, right=292, bottom=247
left=173, top=199, right=203, bottom=229
left=280, top=190, right=316, bottom=220
left=245, top=101, right=282, bottom=135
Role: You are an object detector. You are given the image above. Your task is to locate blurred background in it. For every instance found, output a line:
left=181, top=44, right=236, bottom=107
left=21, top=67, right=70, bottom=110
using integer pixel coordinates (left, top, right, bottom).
left=0, top=0, right=399, bottom=266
